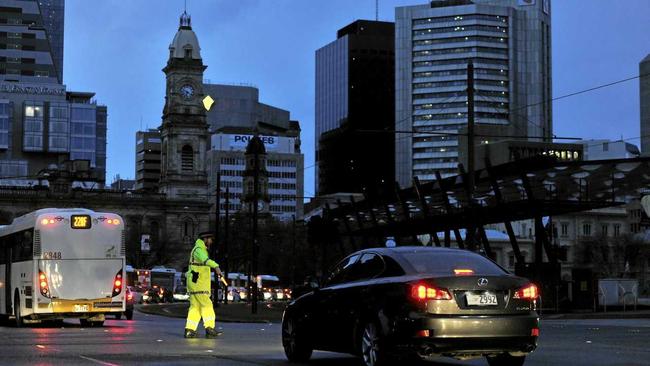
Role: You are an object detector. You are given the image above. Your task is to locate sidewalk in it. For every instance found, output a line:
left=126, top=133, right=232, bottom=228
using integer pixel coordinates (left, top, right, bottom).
left=136, top=302, right=286, bottom=323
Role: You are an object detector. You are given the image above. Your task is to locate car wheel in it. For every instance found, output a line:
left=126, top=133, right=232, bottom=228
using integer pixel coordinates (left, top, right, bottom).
left=13, top=293, right=23, bottom=328
left=360, top=322, right=390, bottom=366
left=282, top=316, right=312, bottom=362
left=125, top=309, right=134, bottom=320
left=115, top=313, right=122, bottom=320
left=486, top=354, right=526, bottom=366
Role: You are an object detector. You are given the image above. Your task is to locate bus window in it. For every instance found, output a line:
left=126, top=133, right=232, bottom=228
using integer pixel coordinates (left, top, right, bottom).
left=12, top=230, right=33, bottom=262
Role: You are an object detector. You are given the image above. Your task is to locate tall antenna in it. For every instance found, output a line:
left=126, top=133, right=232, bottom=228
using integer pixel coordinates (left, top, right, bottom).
left=184, top=0, right=187, bottom=12
left=375, top=0, right=379, bottom=21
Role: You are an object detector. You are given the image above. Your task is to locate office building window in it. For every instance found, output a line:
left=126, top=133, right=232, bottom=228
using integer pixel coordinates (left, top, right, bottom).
left=613, top=224, right=621, bottom=237
left=70, top=106, right=97, bottom=165
left=582, top=223, right=592, bottom=237
left=23, top=102, right=44, bottom=151
left=561, top=223, right=568, bottom=237
left=0, top=102, right=10, bottom=149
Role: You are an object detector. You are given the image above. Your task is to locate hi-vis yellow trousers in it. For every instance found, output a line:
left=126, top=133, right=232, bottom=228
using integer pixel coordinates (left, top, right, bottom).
left=185, top=292, right=216, bottom=331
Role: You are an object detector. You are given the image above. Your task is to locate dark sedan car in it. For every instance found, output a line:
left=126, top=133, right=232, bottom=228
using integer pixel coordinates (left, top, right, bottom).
left=282, top=247, right=539, bottom=366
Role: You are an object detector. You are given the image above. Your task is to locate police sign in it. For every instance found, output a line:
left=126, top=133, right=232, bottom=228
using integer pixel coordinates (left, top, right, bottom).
left=230, top=135, right=277, bottom=148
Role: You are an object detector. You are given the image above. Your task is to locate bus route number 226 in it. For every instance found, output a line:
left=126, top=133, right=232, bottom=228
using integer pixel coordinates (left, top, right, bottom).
left=43, top=252, right=62, bottom=260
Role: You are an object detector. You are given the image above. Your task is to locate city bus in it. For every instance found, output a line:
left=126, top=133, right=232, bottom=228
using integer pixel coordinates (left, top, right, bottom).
left=0, top=208, right=125, bottom=326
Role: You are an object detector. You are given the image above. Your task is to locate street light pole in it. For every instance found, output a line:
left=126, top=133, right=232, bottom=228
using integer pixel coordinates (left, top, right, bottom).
left=213, top=172, right=221, bottom=307
left=224, top=186, right=230, bottom=305
left=251, top=148, right=259, bottom=315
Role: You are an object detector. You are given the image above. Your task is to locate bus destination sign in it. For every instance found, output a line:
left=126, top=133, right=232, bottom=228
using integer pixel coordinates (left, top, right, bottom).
left=71, top=215, right=91, bottom=229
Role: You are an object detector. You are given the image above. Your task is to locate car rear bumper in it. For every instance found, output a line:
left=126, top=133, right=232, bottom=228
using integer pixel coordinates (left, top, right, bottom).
left=391, top=313, right=539, bottom=356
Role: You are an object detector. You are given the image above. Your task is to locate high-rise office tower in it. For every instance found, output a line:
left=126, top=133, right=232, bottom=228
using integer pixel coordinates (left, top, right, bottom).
left=641, top=54, right=650, bottom=155
left=135, top=129, right=162, bottom=191
left=38, top=0, right=65, bottom=83
left=315, top=20, right=395, bottom=197
left=395, top=0, right=552, bottom=185
left=0, top=0, right=64, bottom=83
left=0, top=0, right=107, bottom=184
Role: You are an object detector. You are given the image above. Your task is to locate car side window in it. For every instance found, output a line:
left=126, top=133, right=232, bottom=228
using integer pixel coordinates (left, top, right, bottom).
left=378, top=255, right=405, bottom=278
left=325, top=254, right=360, bottom=287
left=347, top=253, right=385, bottom=282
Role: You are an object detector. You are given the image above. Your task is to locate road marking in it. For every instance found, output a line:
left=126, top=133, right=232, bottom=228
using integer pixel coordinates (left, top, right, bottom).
left=79, top=355, right=121, bottom=366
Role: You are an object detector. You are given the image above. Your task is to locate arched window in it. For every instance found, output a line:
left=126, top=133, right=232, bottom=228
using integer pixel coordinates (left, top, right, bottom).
left=181, top=145, right=193, bottom=172
left=182, top=217, right=194, bottom=242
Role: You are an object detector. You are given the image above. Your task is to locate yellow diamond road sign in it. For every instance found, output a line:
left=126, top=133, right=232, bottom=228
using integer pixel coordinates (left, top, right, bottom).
left=202, top=95, right=215, bottom=111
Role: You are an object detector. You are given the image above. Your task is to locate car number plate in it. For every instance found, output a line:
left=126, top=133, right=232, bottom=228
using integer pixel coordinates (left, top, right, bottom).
left=466, top=293, right=498, bottom=306
left=73, top=304, right=89, bottom=312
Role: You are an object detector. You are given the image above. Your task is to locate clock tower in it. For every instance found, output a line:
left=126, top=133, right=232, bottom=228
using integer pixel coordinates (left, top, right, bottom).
left=159, top=11, right=209, bottom=200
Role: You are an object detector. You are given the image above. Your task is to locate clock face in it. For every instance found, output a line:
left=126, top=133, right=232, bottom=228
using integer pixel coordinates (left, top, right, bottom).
left=179, top=84, right=195, bottom=100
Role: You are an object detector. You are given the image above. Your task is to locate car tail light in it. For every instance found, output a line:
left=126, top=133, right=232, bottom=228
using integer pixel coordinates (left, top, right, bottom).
left=112, top=269, right=124, bottom=297
left=411, top=284, right=452, bottom=301
left=39, top=271, right=50, bottom=298
left=127, top=292, right=133, bottom=301
left=531, top=328, right=540, bottom=337
left=416, top=330, right=430, bottom=337
left=513, top=284, right=539, bottom=299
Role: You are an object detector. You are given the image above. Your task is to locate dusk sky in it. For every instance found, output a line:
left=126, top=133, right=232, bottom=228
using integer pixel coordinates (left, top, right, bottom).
left=63, top=1, right=650, bottom=197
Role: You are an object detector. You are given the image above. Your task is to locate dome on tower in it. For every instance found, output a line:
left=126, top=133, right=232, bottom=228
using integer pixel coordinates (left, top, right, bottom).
left=168, top=11, right=202, bottom=60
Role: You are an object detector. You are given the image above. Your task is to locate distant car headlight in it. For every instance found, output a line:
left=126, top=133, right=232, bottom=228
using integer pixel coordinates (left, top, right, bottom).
left=263, top=292, right=272, bottom=300
left=143, top=294, right=150, bottom=300
left=173, top=293, right=189, bottom=301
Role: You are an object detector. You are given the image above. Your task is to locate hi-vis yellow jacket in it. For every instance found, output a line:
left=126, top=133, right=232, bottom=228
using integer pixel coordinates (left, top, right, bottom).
left=186, top=239, right=219, bottom=294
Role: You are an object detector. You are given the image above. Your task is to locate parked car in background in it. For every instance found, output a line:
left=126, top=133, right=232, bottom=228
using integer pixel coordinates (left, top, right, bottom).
left=110, top=286, right=135, bottom=320
left=127, top=286, right=143, bottom=304
left=173, top=286, right=190, bottom=302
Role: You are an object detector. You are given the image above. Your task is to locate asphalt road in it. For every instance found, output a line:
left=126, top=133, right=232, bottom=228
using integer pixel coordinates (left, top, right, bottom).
left=0, top=312, right=649, bottom=366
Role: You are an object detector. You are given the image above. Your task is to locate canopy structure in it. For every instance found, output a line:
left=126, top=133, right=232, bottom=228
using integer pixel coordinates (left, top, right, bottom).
left=323, top=155, right=650, bottom=268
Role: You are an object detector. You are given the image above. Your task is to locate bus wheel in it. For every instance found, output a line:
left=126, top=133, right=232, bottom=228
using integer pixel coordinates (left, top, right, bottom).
left=13, top=293, right=23, bottom=328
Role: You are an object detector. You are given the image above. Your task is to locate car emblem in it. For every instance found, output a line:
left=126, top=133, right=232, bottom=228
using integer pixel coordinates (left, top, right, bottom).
left=477, top=278, right=488, bottom=286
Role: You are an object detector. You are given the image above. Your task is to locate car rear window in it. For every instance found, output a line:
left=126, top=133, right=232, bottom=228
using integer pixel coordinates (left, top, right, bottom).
left=401, top=251, right=507, bottom=276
